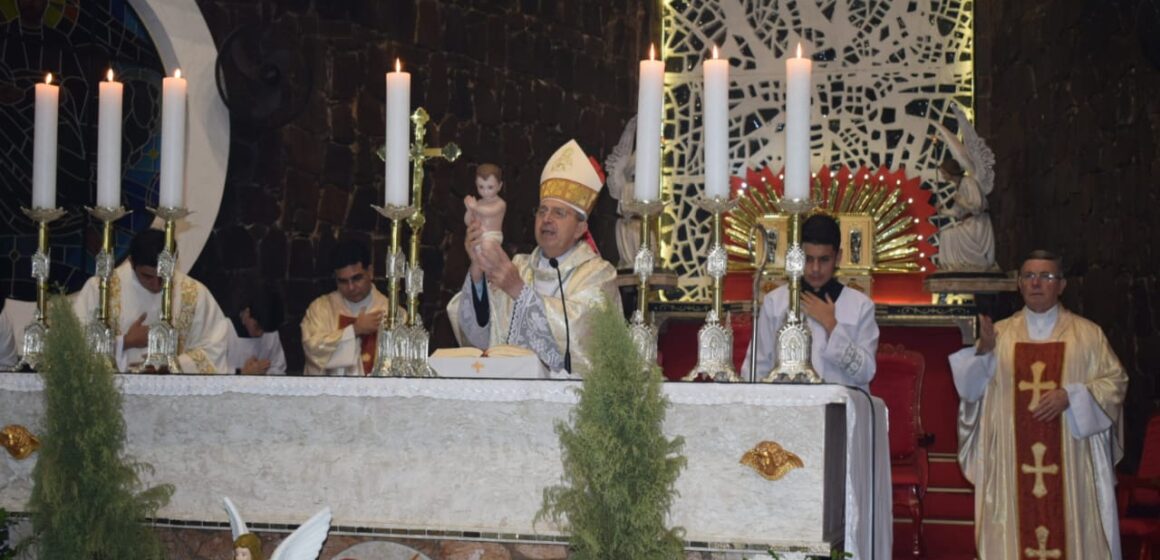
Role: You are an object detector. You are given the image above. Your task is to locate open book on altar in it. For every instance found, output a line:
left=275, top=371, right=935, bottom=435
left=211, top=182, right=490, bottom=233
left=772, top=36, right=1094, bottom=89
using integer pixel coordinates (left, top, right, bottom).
left=429, top=345, right=548, bottom=379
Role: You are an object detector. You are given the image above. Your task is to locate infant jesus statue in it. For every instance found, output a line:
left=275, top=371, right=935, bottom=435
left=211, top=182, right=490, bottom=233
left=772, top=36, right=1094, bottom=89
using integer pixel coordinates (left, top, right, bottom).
left=464, top=163, right=506, bottom=250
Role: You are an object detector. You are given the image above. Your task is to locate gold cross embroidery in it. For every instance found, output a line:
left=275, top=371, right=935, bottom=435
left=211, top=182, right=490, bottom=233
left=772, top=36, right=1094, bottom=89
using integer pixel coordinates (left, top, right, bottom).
left=471, top=360, right=484, bottom=374
left=1020, top=442, right=1060, bottom=498
left=1023, top=525, right=1062, bottom=559
left=1018, top=361, right=1057, bottom=412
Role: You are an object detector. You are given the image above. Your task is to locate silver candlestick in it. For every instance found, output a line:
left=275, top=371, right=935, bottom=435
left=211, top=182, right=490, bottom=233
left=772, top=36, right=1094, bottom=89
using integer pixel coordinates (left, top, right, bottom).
left=84, top=206, right=130, bottom=366
left=370, top=203, right=418, bottom=377
left=763, top=197, right=821, bottom=383
left=621, top=198, right=665, bottom=364
left=684, top=195, right=741, bottom=382
left=18, top=207, right=67, bottom=371
left=141, top=206, right=189, bottom=374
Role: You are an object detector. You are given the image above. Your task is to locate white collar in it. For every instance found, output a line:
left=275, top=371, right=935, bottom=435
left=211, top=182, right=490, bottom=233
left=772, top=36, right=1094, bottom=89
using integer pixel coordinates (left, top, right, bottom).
left=1024, top=304, right=1059, bottom=341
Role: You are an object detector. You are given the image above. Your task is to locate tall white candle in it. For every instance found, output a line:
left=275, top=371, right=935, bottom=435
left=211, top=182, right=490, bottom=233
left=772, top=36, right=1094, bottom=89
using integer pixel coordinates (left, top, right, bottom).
left=385, top=59, right=411, bottom=207
left=32, top=73, right=59, bottom=209
left=97, top=69, right=124, bottom=209
left=159, top=69, right=187, bottom=209
left=633, top=44, right=664, bottom=202
left=703, top=45, right=730, bottom=199
left=784, top=43, right=812, bottom=201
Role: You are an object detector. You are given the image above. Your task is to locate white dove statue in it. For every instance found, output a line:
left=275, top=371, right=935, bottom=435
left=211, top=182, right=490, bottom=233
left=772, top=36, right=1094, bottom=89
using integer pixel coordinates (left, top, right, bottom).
left=223, top=496, right=332, bottom=560
left=931, top=103, right=999, bottom=272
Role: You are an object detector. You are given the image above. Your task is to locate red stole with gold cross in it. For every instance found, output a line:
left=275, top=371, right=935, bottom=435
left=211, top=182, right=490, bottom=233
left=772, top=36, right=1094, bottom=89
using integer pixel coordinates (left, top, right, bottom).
left=1013, top=342, right=1067, bottom=559
left=337, top=315, right=376, bottom=375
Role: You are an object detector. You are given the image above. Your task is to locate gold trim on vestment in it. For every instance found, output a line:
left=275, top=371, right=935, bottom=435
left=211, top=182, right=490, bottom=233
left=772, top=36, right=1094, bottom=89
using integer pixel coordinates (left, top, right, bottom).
left=540, top=178, right=598, bottom=214
left=176, top=276, right=198, bottom=354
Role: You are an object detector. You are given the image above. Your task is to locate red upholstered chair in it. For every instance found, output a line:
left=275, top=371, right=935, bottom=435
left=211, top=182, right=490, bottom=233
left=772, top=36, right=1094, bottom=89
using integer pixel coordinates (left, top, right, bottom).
left=1119, top=412, right=1160, bottom=560
left=870, top=343, right=933, bottom=558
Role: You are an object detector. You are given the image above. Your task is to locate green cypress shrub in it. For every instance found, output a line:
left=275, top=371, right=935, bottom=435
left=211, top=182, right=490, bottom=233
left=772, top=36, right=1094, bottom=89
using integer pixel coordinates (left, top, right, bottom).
left=27, top=296, right=173, bottom=559
left=537, top=302, right=687, bottom=559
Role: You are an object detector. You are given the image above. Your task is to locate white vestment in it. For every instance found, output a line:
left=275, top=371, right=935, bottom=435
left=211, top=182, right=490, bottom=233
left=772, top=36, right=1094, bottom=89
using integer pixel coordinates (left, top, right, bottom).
left=300, top=287, right=397, bottom=376
left=446, top=243, right=619, bottom=375
left=741, top=283, right=880, bottom=391
left=949, top=305, right=1128, bottom=559
left=0, top=302, right=17, bottom=370
left=72, top=262, right=231, bottom=373
left=226, top=331, right=287, bottom=375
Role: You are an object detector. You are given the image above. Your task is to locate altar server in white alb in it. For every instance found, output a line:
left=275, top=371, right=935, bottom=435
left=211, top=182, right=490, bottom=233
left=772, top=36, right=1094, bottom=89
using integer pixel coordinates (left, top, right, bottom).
left=72, top=228, right=231, bottom=373
left=949, top=250, right=1127, bottom=559
left=448, top=140, right=620, bottom=374
left=301, top=240, right=402, bottom=376
left=741, top=213, right=879, bottom=390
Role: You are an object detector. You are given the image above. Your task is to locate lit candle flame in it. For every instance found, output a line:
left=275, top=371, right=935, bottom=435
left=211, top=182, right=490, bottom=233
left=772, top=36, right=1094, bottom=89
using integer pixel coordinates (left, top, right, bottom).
left=712, top=45, right=719, bottom=60
left=395, top=58, right=402, bottom=73
left=106, top=69, right=115, bottom=82
left=174, top=69, right=182, bottom=79
left=649, top=43, right=656, bottom=61
left=796, top=43, right=802, bottom=58
left=44, top=73, right=52, bottom=85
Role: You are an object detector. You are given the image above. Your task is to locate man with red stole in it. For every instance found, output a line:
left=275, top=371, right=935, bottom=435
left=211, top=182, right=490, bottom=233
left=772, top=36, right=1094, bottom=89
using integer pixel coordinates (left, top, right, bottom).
left=949, top=250, right=1128, bottom=558
left=301, top=240, right=402, bottom=376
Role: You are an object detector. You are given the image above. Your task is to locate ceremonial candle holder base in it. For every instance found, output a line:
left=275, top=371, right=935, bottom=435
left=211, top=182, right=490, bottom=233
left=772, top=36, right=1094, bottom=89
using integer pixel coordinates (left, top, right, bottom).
left=370, top=204, right=429, bottom=377
left=84, top=206, right=130, bottom=367
left=141, top=206, right=190, bottom=374
left=18, top=207, right=67, bottom=371
left=621, top=199, right=666, bottom=364
left=763, top=198, right=821, bottom=384
left=684, top=195, right=741, bottom=382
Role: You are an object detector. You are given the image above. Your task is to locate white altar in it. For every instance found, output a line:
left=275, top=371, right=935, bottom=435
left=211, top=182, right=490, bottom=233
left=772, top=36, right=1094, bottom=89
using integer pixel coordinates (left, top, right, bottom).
left=0, top=373, right=891, bottom=558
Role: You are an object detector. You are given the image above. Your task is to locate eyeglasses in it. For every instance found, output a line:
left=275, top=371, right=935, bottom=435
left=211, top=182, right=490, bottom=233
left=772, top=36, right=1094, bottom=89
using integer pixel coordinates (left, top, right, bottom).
left=534, top=205, right=578, bottom=221
left=1019, top=272, right=1062, bottom=282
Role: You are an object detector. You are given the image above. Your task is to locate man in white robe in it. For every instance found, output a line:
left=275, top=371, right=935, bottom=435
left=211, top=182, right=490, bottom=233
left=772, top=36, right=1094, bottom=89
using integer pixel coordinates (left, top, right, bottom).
left=227, top=284, right=286, bottom=375
left=448, top=140, right=619, bottom=375
left=301, top=240, right=400, bottom=376
left=741, top=214, right=880, bottom=390
left=949, top=250, right=1128, bottom=559
left=72, top=229, right=231, bottom=373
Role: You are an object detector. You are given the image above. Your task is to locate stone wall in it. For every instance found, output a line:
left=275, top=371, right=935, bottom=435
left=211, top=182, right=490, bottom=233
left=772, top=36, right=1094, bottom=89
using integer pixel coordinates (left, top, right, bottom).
left=188, top=0, right=651, bottom=370
left=975, top=0, right=1160, bottom=468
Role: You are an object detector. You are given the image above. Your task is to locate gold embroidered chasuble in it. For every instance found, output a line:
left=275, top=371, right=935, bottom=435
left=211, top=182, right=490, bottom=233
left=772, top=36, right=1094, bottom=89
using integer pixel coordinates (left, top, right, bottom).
left=72, top=261, right=230, bottom=373
left=447, top=243, right=619, bottom=375
left=952, top=308, right=1127, bottom=559
left=300, top=287, right=401, bottom=376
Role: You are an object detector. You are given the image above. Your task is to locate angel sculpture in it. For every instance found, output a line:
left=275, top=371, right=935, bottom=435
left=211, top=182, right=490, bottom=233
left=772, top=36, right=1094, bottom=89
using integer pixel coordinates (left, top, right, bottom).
left=604, top=115, right=641, bottom=268
left=931, top=104, right=998, bottom=272
left=223, top=496, right=332, bottom=560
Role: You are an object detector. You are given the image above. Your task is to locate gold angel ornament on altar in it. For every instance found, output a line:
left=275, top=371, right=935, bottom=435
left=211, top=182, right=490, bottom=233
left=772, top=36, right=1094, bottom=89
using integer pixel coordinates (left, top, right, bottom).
left=223, top=496, right=331, bottom=560
left=931, top=104, right=998, bottom=272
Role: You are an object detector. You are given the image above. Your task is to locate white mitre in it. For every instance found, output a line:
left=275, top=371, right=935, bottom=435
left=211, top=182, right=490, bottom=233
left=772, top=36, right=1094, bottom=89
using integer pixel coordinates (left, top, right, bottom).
left=539, top=139, right=605, bottom=218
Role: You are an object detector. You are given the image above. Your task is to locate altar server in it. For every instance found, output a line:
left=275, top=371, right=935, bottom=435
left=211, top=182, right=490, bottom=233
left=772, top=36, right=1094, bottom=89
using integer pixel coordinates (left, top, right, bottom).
left=448, top=140, right=620, bottom=374
left=742, top=213, right=880, bottom=390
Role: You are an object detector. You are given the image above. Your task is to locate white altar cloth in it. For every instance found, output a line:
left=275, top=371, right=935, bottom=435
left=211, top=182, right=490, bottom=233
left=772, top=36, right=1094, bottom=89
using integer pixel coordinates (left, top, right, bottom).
left=0, top=373, right=891, bottom=558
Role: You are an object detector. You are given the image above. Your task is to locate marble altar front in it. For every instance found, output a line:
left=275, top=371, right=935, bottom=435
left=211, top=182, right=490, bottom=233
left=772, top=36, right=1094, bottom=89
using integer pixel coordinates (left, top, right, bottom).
left=0, top=374, right=891, bottom=558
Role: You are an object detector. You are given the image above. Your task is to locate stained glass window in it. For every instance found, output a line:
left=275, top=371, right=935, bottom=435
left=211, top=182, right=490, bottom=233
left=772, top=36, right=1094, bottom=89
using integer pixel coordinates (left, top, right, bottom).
left=1, top=0, right=165, bottom=300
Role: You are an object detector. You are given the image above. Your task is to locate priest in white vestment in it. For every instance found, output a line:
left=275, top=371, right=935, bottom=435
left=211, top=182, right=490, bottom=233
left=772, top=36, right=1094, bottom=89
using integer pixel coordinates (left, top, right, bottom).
left=741, top=214, right=880, bottom=390
left=949, top=250, right=1128, bottom=559
left=448, top=140, right=619, bottom=375
left=72, top=229, right=231, bottom=373
left=301, top=240, right=402, bottom=376
left=226, top=285, right=286, bottom=375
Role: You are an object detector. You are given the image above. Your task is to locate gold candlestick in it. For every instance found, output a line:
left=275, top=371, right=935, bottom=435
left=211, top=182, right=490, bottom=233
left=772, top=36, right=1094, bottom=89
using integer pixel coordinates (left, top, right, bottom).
left=764, top=197, right=821, bottom=383
left=140, top=206, right=189, bottom=374
left=683, top=195, right=740, bottom=382
left=621, top=199, right=665, bottom=364
left=84, top=206, right=130, bottom=365
left=18, top=207, right=66, bottom=371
